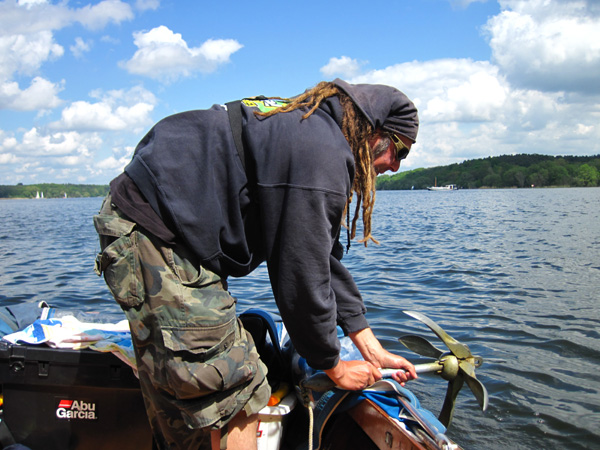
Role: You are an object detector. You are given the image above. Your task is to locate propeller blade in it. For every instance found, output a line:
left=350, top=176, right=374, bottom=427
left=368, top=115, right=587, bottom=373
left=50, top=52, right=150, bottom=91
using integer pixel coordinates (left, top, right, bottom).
left=404, top=311, right=472, bottom=359
left=400, top=311, right=490, bottom=429
left=438, top=377, right=464, bottom=427
left=459, top=361, right=489, bottom=411
left=399, top=335, right=445, bottom=359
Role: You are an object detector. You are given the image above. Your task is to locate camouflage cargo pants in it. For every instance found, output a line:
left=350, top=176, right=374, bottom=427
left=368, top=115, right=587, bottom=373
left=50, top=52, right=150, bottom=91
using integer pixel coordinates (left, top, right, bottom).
left=93, top=195, right=270, bottom=450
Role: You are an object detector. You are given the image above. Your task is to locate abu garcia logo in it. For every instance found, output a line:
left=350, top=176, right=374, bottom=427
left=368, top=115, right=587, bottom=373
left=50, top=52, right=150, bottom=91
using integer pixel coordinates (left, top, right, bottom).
left=56, top=399, right=97, bottom=420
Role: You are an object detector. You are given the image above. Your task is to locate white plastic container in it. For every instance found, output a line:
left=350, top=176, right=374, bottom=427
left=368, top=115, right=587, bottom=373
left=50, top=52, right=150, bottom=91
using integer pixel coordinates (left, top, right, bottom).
left=256, top=392, right=297, bottom=450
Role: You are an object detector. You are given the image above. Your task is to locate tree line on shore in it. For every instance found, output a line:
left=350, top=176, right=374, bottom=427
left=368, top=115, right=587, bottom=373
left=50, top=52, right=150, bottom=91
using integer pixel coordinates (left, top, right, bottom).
left=0, top=183, right=109, bottom=199
left=376, top=154, right=600, bottom=190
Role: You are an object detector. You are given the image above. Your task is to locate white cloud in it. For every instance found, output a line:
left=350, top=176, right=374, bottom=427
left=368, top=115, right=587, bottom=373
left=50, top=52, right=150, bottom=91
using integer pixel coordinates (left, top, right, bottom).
left=135, top=0, right=160, bottom=11
left=51, top=86, right=156, bottom=132
left=0, top=76, right=63, bottom=110
left=321, top=56, right=366, bottom=78
left=575, top=124, right=594, bottom=136
left=0, top=82, right=156, bottom=183
left=20, top=127, right=99, bottom=157
left=0, top=31, right=63, bottom=80
left=449, top=0, right=489, bottom=8
left=74, top=0, right=133, bottom=31
left=70, top=37, right=92, bottom=59
left=1, top=0, right=134, bottom=35
left=120, top=25, right=243, bottom=81
left=17, top=0, right=47, bottom=10
left=58, top=101, right=127, bottom=131
left=198, top=38, right=243, bottom=63
left=485, top=0, right=600, bottom=93
left=79, top=145, right=136, bottom=182
left=95, top=145, right=134, bottom=171
left=0, top=84, right=156, bottom=182
left=0, top=152, right=18, bottom=164
left=100, top=35, right=120, bottom=45
left=352, top=59, right=509, bottom=123
left=0, top=128, right=134, bottom=184
left=1, top=133, right=17, bottom=149
left=0, top=126, right=106, bottom=182
left=425, top=65, right=507, bottom=122
left=1, top=1, right=67, bottom=35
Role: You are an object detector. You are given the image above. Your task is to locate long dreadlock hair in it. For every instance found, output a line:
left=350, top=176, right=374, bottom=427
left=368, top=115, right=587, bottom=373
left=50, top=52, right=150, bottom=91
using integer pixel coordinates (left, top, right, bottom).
left=256, top=81, right=380, bottom=247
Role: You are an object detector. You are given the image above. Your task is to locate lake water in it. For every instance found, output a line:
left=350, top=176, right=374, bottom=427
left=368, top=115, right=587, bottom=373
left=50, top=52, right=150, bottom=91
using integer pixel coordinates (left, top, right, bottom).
left=1, top=188, right=599, bottom=450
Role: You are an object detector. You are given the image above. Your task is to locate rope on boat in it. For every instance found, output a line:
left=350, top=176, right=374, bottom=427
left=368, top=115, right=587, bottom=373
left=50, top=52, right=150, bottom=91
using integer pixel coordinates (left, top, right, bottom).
left=299, top=383, right=315, bottom=450
left=308, top=404, right=314, bottom=450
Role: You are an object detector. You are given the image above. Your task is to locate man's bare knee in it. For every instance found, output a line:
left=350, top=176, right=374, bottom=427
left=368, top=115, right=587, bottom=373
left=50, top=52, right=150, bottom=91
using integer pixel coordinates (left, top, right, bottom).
left=211, top=411, right=258, bottom=450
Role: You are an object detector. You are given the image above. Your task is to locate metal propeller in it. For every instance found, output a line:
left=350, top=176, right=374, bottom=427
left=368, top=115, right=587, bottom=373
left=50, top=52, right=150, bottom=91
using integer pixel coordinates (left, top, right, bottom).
left=399, top=310, right=489, bottom=427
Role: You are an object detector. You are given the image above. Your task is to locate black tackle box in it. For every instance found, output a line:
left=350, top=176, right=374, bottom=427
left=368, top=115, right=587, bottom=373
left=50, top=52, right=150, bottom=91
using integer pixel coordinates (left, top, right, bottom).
left=0, top=341, right=152, bottom=450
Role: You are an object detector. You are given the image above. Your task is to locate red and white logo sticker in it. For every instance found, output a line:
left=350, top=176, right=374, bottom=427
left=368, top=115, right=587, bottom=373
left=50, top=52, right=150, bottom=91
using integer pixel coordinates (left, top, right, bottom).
left=56, top=399, right=97, bottom=420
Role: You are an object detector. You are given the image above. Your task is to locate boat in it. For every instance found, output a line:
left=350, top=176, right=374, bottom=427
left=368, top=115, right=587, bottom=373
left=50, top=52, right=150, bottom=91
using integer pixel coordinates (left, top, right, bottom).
left=427, top=178, right=458, bottom=191
left=427, top=184, right=458, bottom=191
left=241, top=309, right=487, bottom=450
left=0, top=306, right=487, bottom=450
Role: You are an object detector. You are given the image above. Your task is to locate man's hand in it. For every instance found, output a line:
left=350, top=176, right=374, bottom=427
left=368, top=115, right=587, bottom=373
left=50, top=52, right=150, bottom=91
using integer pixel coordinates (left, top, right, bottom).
left=324, top=359, right=382, bottom=390
left=371, top=348, right=417, bottom=385
left=349, top=328, right=418, bottom=386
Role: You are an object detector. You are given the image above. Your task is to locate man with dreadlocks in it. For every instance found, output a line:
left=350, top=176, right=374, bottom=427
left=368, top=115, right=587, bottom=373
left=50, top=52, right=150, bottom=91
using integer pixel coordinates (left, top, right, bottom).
left=93, top=79, right=419, bottom=449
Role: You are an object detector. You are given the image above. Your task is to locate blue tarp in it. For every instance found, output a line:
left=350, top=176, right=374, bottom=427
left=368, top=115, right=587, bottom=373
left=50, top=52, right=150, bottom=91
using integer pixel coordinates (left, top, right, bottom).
left=0, top=303, right=53, bottom=338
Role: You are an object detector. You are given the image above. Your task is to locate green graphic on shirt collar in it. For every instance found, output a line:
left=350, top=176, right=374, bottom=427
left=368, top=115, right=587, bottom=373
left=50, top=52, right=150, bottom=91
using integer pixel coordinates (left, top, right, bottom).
left=242, top=98, right=289, bottom=113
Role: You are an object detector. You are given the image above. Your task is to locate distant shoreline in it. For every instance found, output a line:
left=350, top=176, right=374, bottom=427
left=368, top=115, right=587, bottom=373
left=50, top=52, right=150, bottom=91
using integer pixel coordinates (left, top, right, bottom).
left=0, top=184, right=109, bottom=200
left=376, top=153, right=600, bottom=190
left=1, top=185, right=598, bottom=201
left=0, top=196, right=105, bottom=200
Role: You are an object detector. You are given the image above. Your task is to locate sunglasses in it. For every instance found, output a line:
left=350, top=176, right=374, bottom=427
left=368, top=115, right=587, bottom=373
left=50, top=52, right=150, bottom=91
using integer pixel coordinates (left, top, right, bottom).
left=390, top=134, right=411, bottom=161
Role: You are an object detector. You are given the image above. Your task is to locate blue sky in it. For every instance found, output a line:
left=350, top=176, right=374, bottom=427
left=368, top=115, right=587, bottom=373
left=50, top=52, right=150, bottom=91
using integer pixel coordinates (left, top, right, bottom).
left=1, top=0, right=599, bottom=184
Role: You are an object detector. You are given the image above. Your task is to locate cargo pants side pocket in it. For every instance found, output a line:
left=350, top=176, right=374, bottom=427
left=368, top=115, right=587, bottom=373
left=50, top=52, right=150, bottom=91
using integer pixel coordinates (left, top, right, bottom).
left=93, top=213, right=145, bottom=308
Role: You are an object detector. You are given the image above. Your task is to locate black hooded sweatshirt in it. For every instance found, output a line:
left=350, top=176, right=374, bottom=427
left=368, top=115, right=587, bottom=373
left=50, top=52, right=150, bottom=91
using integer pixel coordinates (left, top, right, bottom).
left=111, top=80, right=417, bottom=370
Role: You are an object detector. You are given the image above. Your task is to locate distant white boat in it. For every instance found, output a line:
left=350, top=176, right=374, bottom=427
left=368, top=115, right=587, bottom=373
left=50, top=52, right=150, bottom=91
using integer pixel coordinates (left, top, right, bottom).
left=427, top=184, right=458, bottom=191
left=35, top=191, right=40, bottom=199
left=427, top=178, right=458, bottom=191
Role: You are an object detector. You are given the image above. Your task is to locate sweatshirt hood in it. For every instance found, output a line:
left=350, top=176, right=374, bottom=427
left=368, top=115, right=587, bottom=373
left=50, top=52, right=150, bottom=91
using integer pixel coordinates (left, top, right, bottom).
left=333, top=78, right=419, bottom=142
